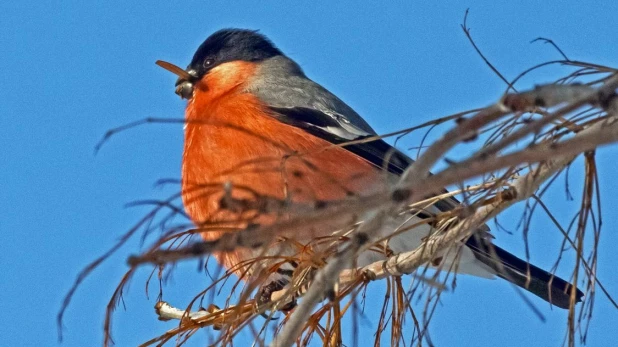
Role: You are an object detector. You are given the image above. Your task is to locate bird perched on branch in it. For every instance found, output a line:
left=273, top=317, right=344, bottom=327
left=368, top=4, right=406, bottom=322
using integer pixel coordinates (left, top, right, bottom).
left=157, top=28, right=583, bottom=310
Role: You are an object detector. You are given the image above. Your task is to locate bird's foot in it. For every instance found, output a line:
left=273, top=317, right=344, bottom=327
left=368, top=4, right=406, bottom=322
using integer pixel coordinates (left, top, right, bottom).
left=256, top=278, right=297, bottom=312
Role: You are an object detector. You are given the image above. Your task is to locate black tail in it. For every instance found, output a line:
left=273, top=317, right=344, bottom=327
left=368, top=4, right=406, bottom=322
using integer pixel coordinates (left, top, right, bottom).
left=465, top=236, right=584, bottom=309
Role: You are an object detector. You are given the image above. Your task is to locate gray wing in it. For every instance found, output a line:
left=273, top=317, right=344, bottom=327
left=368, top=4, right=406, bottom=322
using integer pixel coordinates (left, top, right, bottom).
left=247, top=56, right=376, bottom=140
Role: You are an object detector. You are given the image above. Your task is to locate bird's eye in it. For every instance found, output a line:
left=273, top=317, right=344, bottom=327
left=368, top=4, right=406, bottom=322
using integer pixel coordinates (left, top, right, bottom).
left=203, top=58, right=215, bottom=67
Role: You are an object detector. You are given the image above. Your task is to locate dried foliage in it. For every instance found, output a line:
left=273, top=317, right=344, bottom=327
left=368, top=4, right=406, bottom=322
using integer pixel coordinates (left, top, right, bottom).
left=59, top=15, right=618, bottom=347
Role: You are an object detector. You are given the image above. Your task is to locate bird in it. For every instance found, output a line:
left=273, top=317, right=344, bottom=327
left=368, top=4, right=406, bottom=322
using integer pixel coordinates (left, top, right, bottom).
left=157, top=28, right=583, bottom=310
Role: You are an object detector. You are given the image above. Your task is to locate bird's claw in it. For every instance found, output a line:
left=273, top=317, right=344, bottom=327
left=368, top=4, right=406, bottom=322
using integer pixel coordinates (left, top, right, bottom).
left=256, top=279, right=297, bottom=312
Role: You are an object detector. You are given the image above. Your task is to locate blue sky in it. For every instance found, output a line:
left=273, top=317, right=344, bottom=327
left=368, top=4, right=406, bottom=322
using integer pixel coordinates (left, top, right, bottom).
left=1, top=1, right=617, bottom=346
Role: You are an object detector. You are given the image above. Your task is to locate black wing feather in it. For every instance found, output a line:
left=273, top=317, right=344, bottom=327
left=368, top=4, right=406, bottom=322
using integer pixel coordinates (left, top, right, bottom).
left=269, top=106, right=411, bottom=175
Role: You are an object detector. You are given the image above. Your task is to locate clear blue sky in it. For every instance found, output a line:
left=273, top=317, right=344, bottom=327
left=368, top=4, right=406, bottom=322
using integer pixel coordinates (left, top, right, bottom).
left=1, top=1, right=617, bottom=346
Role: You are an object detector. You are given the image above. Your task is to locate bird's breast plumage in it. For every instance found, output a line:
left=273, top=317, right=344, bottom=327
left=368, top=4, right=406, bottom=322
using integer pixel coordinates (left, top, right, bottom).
left=181, top=61, right=382, bottom=270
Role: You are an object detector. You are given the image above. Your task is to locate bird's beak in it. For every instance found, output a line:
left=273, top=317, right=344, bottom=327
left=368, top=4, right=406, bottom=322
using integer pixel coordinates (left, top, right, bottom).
left=155, top=60, right=198, bottom=100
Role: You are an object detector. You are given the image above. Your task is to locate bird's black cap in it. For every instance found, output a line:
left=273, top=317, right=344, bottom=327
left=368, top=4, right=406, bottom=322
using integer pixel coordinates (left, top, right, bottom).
left=187, top=29, right=283, bottom=78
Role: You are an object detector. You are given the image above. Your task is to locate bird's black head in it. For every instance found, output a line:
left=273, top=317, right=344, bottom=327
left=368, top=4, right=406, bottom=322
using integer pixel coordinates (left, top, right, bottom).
left=191, top=29, right=281, bottom=77
left=171, top=29, right=282, bottom=99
